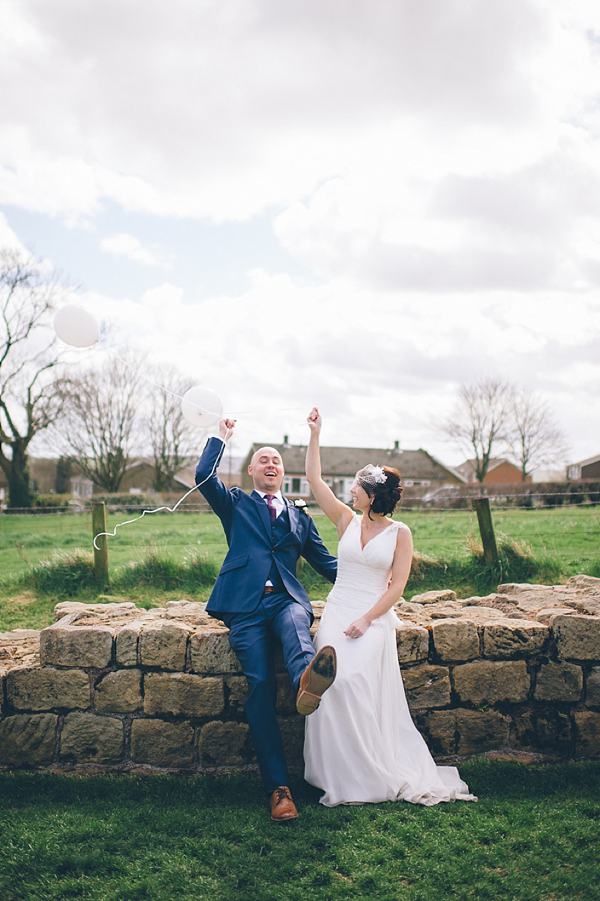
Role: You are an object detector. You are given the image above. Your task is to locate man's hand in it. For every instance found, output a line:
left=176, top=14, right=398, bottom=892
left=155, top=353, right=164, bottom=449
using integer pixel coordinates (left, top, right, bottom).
left=218, top=418, right=237, bottom=441
left=307, top=407, right=322, bottom=433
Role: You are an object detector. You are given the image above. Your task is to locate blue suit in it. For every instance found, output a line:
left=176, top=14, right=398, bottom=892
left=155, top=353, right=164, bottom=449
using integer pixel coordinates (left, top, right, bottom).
left=195, top=437, right=337, bottom=791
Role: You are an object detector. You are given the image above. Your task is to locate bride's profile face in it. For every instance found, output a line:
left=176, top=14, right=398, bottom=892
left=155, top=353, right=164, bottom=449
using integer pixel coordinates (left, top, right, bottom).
left=350, top=479, right=371, bottom=512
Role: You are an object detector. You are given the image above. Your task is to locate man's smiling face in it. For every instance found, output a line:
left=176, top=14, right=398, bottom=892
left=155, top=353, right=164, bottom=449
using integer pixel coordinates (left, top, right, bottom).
left=248, top=447, right=285, bottom=494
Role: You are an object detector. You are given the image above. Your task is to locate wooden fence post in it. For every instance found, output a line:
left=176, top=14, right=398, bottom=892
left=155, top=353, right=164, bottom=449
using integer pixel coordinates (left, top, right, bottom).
left=92, top=501, right=110, bottom=586
left=473, top=497, right=499, bottom=564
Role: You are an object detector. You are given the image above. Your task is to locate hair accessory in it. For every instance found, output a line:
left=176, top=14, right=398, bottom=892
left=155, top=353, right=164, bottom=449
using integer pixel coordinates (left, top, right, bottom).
left=355, top=464, right=387, bottom=489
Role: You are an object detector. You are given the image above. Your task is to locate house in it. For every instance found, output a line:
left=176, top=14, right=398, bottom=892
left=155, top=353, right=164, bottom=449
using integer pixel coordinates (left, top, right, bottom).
left=0, top=457, right=63, bottom=497
left=174, top=452, right=246, bottom=492
left=455, top=458, right=531, bottom=485
left=241, top=440, right=465, bottom=502
left=567, top=454, right=600, bottom=480
left=0, top=452, right=245, bottom=505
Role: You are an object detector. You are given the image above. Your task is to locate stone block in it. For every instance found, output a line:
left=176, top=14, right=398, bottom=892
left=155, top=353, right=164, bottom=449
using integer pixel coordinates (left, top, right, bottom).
left=534, top=662, right=583, bottom=702
left=199, top=721, right=253, bottom=766
left=554, top=615, right=600, bottom=661
left=412, top=710, right=457, bottom=757
left=453, top=660, right=530, bottom=705
left=6, top=667, right=90, bottom=711
left=430, top=619, right=479, bottom=662
left=190, top=629, right=242, bottom=674
left=0, top=713, right=58, bottom=766
left=139, top=623, right=190, bottom=671
left=511, top=709, right=572, bottom=756
left=40, top=625, right=113, bottom=668
left=586, top=666, right=600, bottom=708
left=279, top=716, right=305, bottom=771
left=455, top=710, right=508, bottom=756
left=130, top=719, right=194, bottom=767
left=410, top=590, right=457, bottom=604
left=482, top=620, right=548, bottom=659
left=143, top=673, right=224, bottom=717
left=59, top=713, right=124, bottom=764
left=94, top=669, right=142, bottom=713
left=574, top=711, right=600, bottom=758
left=402, top=664, right=451, bottom=708
left=396, top=624, right=429, bottom=664
left=115, top=622, right=144, bottom=667
left=275, top=673, right=297, bottom=714
left=139, top=622, right=191, bottom=672
left=225, top=675, right=248, bottom=712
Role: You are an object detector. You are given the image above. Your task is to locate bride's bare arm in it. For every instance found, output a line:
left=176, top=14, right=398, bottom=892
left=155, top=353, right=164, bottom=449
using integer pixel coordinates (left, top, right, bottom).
left=306, top=407, right=353, bottom=537
left=344, top=524, right=413, bottom=638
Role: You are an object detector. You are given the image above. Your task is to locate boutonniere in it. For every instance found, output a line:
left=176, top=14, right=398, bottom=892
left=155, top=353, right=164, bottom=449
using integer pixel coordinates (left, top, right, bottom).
left=292, top=498, right=310, bottom=514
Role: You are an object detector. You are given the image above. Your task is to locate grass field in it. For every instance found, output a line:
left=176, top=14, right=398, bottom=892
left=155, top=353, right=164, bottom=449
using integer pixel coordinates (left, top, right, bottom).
left=0, top=760, right=599, bottom=901
left=0, top=506, right=598, bottom=631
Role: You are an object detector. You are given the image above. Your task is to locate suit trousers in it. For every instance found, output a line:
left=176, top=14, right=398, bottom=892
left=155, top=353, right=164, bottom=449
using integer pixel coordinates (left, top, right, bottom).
left=226, top=591, right=315, bottom=793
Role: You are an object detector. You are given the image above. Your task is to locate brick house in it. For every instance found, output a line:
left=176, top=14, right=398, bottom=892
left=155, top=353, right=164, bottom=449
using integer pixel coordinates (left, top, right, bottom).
left=566, top=454, right=600, bottom=480
left=455, top=458, right=532, bottom=485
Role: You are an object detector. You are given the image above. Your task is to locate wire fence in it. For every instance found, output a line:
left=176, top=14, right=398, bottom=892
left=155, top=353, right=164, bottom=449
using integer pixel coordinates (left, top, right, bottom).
left=2, top=488, right=600, bottom=516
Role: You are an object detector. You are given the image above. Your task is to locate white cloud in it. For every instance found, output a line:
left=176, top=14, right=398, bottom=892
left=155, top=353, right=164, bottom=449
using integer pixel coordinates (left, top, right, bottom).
left=0, top=211, right=28, bottom=252
left=100, top=233, right=170, bottom=268
left=4, top=1, right=600, bottom=468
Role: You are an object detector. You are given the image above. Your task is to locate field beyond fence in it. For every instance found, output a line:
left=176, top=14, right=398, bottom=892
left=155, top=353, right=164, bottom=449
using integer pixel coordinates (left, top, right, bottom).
left=0, top=505, right=598, bottom=632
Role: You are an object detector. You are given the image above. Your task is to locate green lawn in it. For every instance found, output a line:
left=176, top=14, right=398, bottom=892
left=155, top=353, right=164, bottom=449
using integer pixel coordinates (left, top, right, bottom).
left=0, top=760, right=598, bottom=901
left=0, top=506, right=598, bottom=632
left=2, top=506, right=598, bottom=579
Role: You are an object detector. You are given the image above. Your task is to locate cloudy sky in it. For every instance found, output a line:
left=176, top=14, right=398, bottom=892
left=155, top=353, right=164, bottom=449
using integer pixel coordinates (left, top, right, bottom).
left=2, top=0, right=599, bottom=470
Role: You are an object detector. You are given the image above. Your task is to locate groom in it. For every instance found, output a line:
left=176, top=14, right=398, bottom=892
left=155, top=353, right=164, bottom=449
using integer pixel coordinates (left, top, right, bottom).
left=195, top=418, right=338, bottom=821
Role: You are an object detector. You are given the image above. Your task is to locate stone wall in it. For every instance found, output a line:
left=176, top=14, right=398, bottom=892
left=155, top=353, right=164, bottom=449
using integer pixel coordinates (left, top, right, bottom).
left=1, top=575, right=600, bottom=772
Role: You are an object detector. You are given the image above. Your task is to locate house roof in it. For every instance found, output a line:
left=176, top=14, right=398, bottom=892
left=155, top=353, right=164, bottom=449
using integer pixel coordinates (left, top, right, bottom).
left=569, top=453, right=600, bottom=468
left=245, top=443, right=465, bottom=483
left=175, top=454, right=246, bottom=489
left=455, top=457, right=519, bottom=478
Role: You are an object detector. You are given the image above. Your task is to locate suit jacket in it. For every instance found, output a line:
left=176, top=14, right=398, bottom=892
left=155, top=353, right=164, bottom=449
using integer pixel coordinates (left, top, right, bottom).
left=195, top=437, right=337, bottom=620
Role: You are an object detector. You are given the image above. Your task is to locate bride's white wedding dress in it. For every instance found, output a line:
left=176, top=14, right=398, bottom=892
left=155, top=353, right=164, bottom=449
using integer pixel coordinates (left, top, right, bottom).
left=304, top=514, right=476, bottom=807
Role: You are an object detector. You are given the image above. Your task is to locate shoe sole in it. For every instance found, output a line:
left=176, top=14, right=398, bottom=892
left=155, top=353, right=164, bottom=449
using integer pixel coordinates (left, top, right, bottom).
left=296, top=646, right=337, bottom=715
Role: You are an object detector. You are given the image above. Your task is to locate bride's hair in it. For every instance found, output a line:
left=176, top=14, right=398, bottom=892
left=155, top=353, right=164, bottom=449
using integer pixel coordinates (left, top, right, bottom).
left=363, top=466, right=403, bottom=519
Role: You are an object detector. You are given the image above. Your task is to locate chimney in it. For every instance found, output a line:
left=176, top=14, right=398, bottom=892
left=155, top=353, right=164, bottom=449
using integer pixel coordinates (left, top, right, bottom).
left=394, top=440, right=400, bottom=451
left=283, top=434, right=290, bottom=447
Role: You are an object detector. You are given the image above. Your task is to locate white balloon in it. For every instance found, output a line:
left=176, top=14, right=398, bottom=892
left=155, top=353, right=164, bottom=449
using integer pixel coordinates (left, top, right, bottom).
left=53, top=304, right=100, bottom=347
left=181, top=386, right=223, bottom=428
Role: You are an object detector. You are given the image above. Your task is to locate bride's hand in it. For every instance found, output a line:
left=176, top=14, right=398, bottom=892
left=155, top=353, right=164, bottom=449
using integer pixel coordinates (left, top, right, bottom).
left=344, top=616, right=371, bottom=639
left=307, top=406, right=322, bottom=432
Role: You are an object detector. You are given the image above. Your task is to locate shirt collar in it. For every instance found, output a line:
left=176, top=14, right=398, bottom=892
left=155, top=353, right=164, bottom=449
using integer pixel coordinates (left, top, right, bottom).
left=255, top=489, right=284, bottom=502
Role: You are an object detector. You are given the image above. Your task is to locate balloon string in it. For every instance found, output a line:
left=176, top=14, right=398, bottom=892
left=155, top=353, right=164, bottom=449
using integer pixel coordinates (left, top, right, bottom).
left=93, top=453, right=220, bottom=549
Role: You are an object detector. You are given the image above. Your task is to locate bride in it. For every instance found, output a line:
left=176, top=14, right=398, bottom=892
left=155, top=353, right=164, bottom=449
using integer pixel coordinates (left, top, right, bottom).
left=303, top=407, right=476, bottom=807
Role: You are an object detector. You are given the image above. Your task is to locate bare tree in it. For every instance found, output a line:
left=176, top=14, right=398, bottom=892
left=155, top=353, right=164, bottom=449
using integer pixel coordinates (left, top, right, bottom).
left=507, top=387, right=569, bottom=481
left=440, top=377, right=512, bottom=483
left=56, top=356, right=143, bottom=492
left=0, top=248, right=68, bottom=507
left=143, top=364, right=198, bottom=491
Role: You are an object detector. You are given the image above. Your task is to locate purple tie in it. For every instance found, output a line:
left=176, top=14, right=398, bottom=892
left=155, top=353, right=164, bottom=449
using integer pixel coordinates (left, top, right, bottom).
left=265, top=494, right=277, bottom=522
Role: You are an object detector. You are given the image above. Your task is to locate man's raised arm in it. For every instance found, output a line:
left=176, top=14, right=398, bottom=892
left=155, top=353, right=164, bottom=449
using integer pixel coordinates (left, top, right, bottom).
left=195, top=418, right=237, bottom=519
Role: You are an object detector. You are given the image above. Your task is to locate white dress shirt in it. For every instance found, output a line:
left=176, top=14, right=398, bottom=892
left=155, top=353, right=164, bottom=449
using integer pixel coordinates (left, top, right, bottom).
left=254, top=489, right=285, bottom=519
left=254, top=489, right=285, bottom=588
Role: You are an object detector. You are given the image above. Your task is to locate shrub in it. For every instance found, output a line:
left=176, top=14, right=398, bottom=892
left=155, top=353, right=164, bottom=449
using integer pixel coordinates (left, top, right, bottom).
left=23, top=550, right=97, bottom=596
left=31, top=494, right=72, bottom=513
left=468, top=534, right=561, bottom=593
left=114, top=550, right=217, bottom=592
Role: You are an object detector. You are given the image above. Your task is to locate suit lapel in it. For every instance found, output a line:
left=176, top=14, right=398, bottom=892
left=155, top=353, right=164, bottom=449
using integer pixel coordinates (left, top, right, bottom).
left=251, top=490, right=273, bottom=540
left=285, top=498, right=301, bottom=540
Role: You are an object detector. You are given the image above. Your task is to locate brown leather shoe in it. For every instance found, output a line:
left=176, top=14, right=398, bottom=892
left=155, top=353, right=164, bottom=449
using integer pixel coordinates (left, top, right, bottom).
left=270, top=786, right=299, bottom=822
left=296, top=645, right=337, bottom=715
